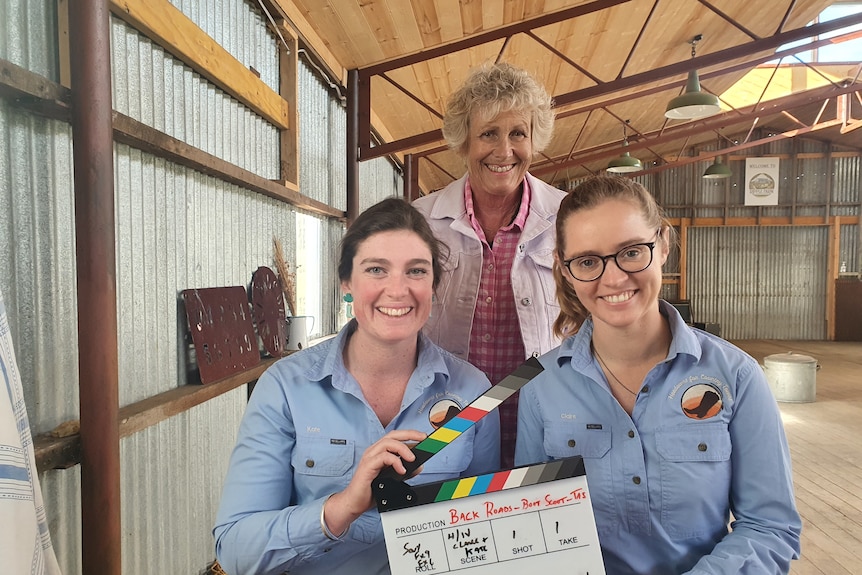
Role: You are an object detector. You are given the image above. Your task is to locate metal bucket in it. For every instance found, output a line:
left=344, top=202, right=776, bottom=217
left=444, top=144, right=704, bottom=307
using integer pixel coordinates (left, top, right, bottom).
left=762, top=352, right=818, bottom=403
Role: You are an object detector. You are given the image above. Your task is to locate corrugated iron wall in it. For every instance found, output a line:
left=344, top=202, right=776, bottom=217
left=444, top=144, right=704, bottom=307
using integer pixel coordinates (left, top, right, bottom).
left=687, top=225, right=829, bottom=340
left=2, top=1, right=403, bottom=574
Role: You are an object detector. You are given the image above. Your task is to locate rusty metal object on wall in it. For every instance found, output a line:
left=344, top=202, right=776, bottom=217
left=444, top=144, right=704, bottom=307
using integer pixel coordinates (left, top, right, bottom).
left=182, top=287, right=261, bottom=384
left=251, top=266, right=288, bottom=357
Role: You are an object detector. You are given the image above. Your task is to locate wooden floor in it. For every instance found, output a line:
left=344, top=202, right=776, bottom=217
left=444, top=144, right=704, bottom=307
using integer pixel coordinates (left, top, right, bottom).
left=732, top=340, right=862, bottom=575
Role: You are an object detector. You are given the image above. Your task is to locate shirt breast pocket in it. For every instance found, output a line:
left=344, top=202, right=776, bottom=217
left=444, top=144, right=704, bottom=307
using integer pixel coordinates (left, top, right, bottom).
left=292, top=436, right=355, bottom=478
left=545, top=429, right=616, bottom=534
left=527, top=248, right=561, bottom=309
left=655, top=423, right=732, bottom=538
left=427, top=252, right=459, bottom=338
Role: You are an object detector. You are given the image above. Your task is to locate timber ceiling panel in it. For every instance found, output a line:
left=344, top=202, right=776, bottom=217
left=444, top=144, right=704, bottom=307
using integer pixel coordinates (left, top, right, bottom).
left=278, top=0, right=862, bottom=193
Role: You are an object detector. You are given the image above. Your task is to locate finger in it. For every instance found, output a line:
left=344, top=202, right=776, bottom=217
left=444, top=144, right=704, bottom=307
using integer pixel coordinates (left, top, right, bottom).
left=383, top=429, right=427, bottom=444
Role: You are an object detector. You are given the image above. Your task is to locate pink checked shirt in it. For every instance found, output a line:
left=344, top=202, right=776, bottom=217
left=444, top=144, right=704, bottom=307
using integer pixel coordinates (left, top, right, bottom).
left=464, top=178, right=530, bottom=469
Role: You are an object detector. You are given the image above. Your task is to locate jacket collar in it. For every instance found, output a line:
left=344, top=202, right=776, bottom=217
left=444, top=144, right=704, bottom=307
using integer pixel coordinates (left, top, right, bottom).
left=427, top=172, right=563, bottom=236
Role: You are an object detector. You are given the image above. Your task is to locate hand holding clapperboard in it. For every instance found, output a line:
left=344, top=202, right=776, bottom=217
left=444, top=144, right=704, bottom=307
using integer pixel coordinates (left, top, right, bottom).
left=372, top=357, right=606, bottom=574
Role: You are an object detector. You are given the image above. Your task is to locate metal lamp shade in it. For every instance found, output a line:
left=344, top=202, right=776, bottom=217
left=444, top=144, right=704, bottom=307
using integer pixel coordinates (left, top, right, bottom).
left=703, top=157, right=732, bottom=179
left=665, top=70, right=721, bottom=119
left=606, top=151, right=643, bottom=173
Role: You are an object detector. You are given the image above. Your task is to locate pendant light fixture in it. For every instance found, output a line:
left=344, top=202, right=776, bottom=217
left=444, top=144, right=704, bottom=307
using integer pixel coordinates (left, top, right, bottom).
left=703, top=157, right=732, bottom=179
left=702, top=133, right=732, bottom=179
left=607, top=119, right=642, bottom=173
left=665, top=35, right=721, bottom=120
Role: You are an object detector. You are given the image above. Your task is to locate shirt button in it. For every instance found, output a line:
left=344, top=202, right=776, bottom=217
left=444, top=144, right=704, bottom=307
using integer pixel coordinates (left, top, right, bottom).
left=521, top=298, right=532, bottom=306
left=698, top=443, right=708, bottom=452
left=642, top=385, right=650, bottom=393
left=632, top=476, right=641, bottom=485
left=483, top=333, right=491, bottom=341
left=305, top=459, right=315, bottom=468
left=567, top=439, right=576, bottom=447
left=628, top=430, right=635, bottom=438
left=487, top=264, right=494, bottom=271
left=485, top=296, right=493, bottom=304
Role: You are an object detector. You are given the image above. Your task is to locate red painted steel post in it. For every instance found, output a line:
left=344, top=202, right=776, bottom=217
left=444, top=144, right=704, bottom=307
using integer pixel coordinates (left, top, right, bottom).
left=68, top=1, right=122, bottom=573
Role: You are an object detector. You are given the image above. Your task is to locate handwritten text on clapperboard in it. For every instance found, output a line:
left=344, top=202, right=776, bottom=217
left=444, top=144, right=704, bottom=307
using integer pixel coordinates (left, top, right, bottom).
left=381, top=474, right=605, bottom=574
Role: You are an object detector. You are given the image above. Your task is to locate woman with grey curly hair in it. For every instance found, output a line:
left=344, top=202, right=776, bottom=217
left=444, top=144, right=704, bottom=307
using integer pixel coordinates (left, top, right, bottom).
left=413, top=62, right=566, bottom=469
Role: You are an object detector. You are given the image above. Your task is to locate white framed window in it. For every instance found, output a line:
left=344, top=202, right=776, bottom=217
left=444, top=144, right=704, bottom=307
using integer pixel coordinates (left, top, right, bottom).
left=295, top=212, right=321, bottom=337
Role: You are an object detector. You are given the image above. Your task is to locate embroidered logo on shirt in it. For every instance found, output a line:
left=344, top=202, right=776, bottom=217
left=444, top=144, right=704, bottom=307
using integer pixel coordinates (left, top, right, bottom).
left=429, top=399, right=463, bottom=429
left=680, top=384, right=723, bottom=419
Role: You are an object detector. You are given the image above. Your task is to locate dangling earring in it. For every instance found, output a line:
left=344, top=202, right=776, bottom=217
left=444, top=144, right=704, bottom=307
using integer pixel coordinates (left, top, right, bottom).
left=343, top=293, right=354, bottom=319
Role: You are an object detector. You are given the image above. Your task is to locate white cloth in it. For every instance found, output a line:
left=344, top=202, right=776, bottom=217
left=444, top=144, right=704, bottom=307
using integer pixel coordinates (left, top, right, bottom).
left=0, top=288, right=62, bottom=575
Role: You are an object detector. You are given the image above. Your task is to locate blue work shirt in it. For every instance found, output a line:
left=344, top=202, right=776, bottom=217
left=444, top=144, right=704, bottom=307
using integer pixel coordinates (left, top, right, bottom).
left=515, top=300, right=801, bottom=574
left=214, top=321, right=501, bottom=575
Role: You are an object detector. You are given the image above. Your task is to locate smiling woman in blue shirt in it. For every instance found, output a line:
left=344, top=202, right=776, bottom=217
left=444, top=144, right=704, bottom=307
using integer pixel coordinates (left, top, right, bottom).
left=515, top=175, right=801, bottom=574
left=214, top=197, right=500, bottom=575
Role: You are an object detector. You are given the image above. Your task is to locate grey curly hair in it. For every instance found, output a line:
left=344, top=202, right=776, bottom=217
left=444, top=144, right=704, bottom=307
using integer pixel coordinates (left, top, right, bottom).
left=442, top=62, right=555, bottom=156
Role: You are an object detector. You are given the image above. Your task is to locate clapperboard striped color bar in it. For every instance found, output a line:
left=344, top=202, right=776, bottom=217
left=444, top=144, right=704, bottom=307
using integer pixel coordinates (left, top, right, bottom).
left=402, top=355, right=544, bottom=476
left=373, top=356, right=545, bottom=512
left=406, top=456, right=587, bottom=508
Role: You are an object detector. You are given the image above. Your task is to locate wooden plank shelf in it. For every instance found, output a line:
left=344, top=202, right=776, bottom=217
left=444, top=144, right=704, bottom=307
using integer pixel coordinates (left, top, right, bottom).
left=34, top=358, right=278, bottom=472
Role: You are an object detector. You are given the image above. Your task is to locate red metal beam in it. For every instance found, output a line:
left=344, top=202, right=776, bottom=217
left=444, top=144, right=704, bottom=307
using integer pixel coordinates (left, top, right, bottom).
left=69, top=0, right=121, bottom=574
left=531, top=82, right=862, bottom=175
left=362, top=12, right=862, bottom=162
left=632, top=118, right=845, bottom=177
left=359, top=0, right=636, bottom=76
left=356, top=0, right=636, bottom=159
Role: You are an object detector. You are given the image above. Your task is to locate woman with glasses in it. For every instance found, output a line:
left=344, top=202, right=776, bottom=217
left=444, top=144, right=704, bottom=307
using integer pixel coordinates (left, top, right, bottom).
left=515, top=175, right=801, bottom=574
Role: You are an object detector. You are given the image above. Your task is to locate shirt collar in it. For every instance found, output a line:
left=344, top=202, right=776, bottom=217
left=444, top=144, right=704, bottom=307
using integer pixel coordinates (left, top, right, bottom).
left=306, top=319, right=451, bottom=390
left=464, top=176, right=532, bottom=235
left=554, top=299, right=703, bottom=369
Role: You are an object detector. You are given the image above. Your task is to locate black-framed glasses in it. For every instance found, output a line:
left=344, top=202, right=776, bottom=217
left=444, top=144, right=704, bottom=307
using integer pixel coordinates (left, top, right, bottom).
left=563, top=231, right=660, bottom=282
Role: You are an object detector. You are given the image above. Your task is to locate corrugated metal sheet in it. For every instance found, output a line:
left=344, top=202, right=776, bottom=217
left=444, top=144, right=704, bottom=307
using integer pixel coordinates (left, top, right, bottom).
left=832, top=154, right=862, bottom=214
left=2, top=3, right=81, bottom=574
left=0, top=0, right=58, bottom=78
left=687, top=225, right=828, bottom=340
left=0, top=101, right=79, bottom=429
left=119, top=389, right=246, bottom=575
left=114, top=143, right=300, bottom=406
left=840, top=223, right=859, bottom=274
left=111, top=16, right=279, bottom=179
left=169, top=0, right=280, bottom=91
left=298, top=54, right=347, bottom=209
left=796, top=155, right=829, bottom=205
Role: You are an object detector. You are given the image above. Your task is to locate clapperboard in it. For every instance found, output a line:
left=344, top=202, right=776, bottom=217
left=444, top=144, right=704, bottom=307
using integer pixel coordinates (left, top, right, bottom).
left=372, top=357, right=606, bottom=574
